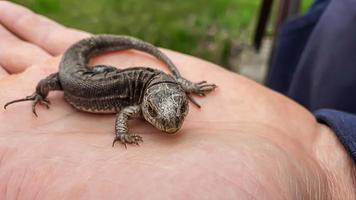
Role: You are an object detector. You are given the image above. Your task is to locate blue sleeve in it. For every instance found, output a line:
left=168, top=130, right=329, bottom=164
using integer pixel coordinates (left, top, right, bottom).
left=314, top=109, right=356, bottom=162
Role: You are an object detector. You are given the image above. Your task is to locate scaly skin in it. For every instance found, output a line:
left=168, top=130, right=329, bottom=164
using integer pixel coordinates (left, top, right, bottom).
left=4, top=35, right=217, bottom=147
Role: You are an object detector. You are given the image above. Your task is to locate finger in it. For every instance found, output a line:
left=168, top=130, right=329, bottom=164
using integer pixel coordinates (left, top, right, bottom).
left=0, top=65, right=9, bottom=78
left=0, top=24, right=52, bottom=73
left=0, top=1, right=90, bottom=55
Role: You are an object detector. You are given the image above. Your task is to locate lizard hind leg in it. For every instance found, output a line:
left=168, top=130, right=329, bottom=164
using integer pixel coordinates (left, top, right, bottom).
left=91, top=65, right=117, bottom=73
left=82, top=65, right=118, bottom=78
left=3, top=72, right=62, bottom=117
left=4, top=93, right=50, bottom=117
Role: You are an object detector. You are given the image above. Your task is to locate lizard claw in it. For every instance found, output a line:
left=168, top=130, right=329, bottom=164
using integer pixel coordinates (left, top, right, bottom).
left=4, top=93, right=50, bottom=117
left=112, top=133, right=143, bottom=148
left=178, top=78, right=217, bottom=96
left=186, top=81, right=217, bottom=108
left=193, top=81, right=217, bottom=95
left=177, top=78, right=217, bottom=108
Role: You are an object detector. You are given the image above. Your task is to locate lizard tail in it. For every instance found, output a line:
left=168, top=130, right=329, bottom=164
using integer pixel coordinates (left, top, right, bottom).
left=60, top=34, right=181, bottom=78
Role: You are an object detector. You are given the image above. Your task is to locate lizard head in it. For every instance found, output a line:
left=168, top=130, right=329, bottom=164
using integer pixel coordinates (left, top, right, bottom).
left=142, top=82, right=188, bottom=133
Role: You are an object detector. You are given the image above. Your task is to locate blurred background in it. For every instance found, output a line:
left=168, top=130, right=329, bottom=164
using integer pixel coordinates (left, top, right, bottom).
left=13, top=0, right=312, bottom=82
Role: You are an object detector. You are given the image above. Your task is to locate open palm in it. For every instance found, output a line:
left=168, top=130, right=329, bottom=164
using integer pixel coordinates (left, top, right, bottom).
left=0, top=2, right=354, bottom=199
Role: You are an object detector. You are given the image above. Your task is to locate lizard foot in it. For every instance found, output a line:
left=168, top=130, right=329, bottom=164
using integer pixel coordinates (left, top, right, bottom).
left=177, top=78, right=217, bottom=108
left=4, top=93, right=50, bottom=117
left=112, top=133, right=143, bottom=149
left=190, top=81, right=217, bottom=96
left=177, top=78, right=217, bottom=96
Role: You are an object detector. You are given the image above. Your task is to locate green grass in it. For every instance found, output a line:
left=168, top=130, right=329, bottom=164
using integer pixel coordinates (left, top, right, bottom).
left=13, top=0, right=312, bottom=67
left=302, top=0, right=313, bottom=13
left=13, top=0, right=260, bottom=67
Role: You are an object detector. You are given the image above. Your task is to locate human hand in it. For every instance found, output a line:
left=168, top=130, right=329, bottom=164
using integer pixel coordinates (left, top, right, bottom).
left=0, top=1, right=354, bottom=199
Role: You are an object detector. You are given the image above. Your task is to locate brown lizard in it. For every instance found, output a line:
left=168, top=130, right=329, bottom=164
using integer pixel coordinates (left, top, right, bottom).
left=4, top=35, right=217, bottom=147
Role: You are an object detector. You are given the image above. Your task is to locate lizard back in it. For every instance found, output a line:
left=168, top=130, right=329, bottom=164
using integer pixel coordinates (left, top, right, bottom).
left=63, top=67, right=160, bottom=113
left=58, top=35, right=178, bottom=113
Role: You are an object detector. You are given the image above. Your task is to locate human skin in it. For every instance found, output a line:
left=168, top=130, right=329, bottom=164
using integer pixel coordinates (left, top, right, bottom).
left=0, top=1, right=355, bottom=199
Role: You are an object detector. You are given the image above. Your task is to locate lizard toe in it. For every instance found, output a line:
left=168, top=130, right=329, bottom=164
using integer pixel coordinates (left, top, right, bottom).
left=112, top=133, right=143, bottom=148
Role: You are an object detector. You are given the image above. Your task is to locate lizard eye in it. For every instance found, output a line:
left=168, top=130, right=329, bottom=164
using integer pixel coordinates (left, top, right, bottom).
left=180, top=104, right=187, bottom=114
left=148, top=105, right=158, bottom=117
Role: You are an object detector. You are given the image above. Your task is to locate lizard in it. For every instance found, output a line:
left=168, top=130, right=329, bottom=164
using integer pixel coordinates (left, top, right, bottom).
left=4, top=35, right=217, bottom=147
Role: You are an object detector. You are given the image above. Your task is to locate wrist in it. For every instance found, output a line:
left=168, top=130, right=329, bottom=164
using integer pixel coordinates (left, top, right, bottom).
left=312, top=123, right=356, bottom=199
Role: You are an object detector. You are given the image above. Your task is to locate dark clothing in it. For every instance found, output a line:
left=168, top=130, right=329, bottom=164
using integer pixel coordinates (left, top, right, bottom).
left=266, top=0, right=330, bottom=95
left=266, top=0, right=356, bottom=161
left=315, top=109, right=356, bottom=160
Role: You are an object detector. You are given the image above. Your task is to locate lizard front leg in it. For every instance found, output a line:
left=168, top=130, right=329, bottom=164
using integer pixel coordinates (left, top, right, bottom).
left=113, top=105, right=143, bottom=148
left=175, top=77, right=217, bottom=108
left=4, top=73, right=62, bottom=116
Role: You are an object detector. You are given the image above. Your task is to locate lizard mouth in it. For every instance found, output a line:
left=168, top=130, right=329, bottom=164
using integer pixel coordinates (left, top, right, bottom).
left=164, top=127, right=179, bottom=134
